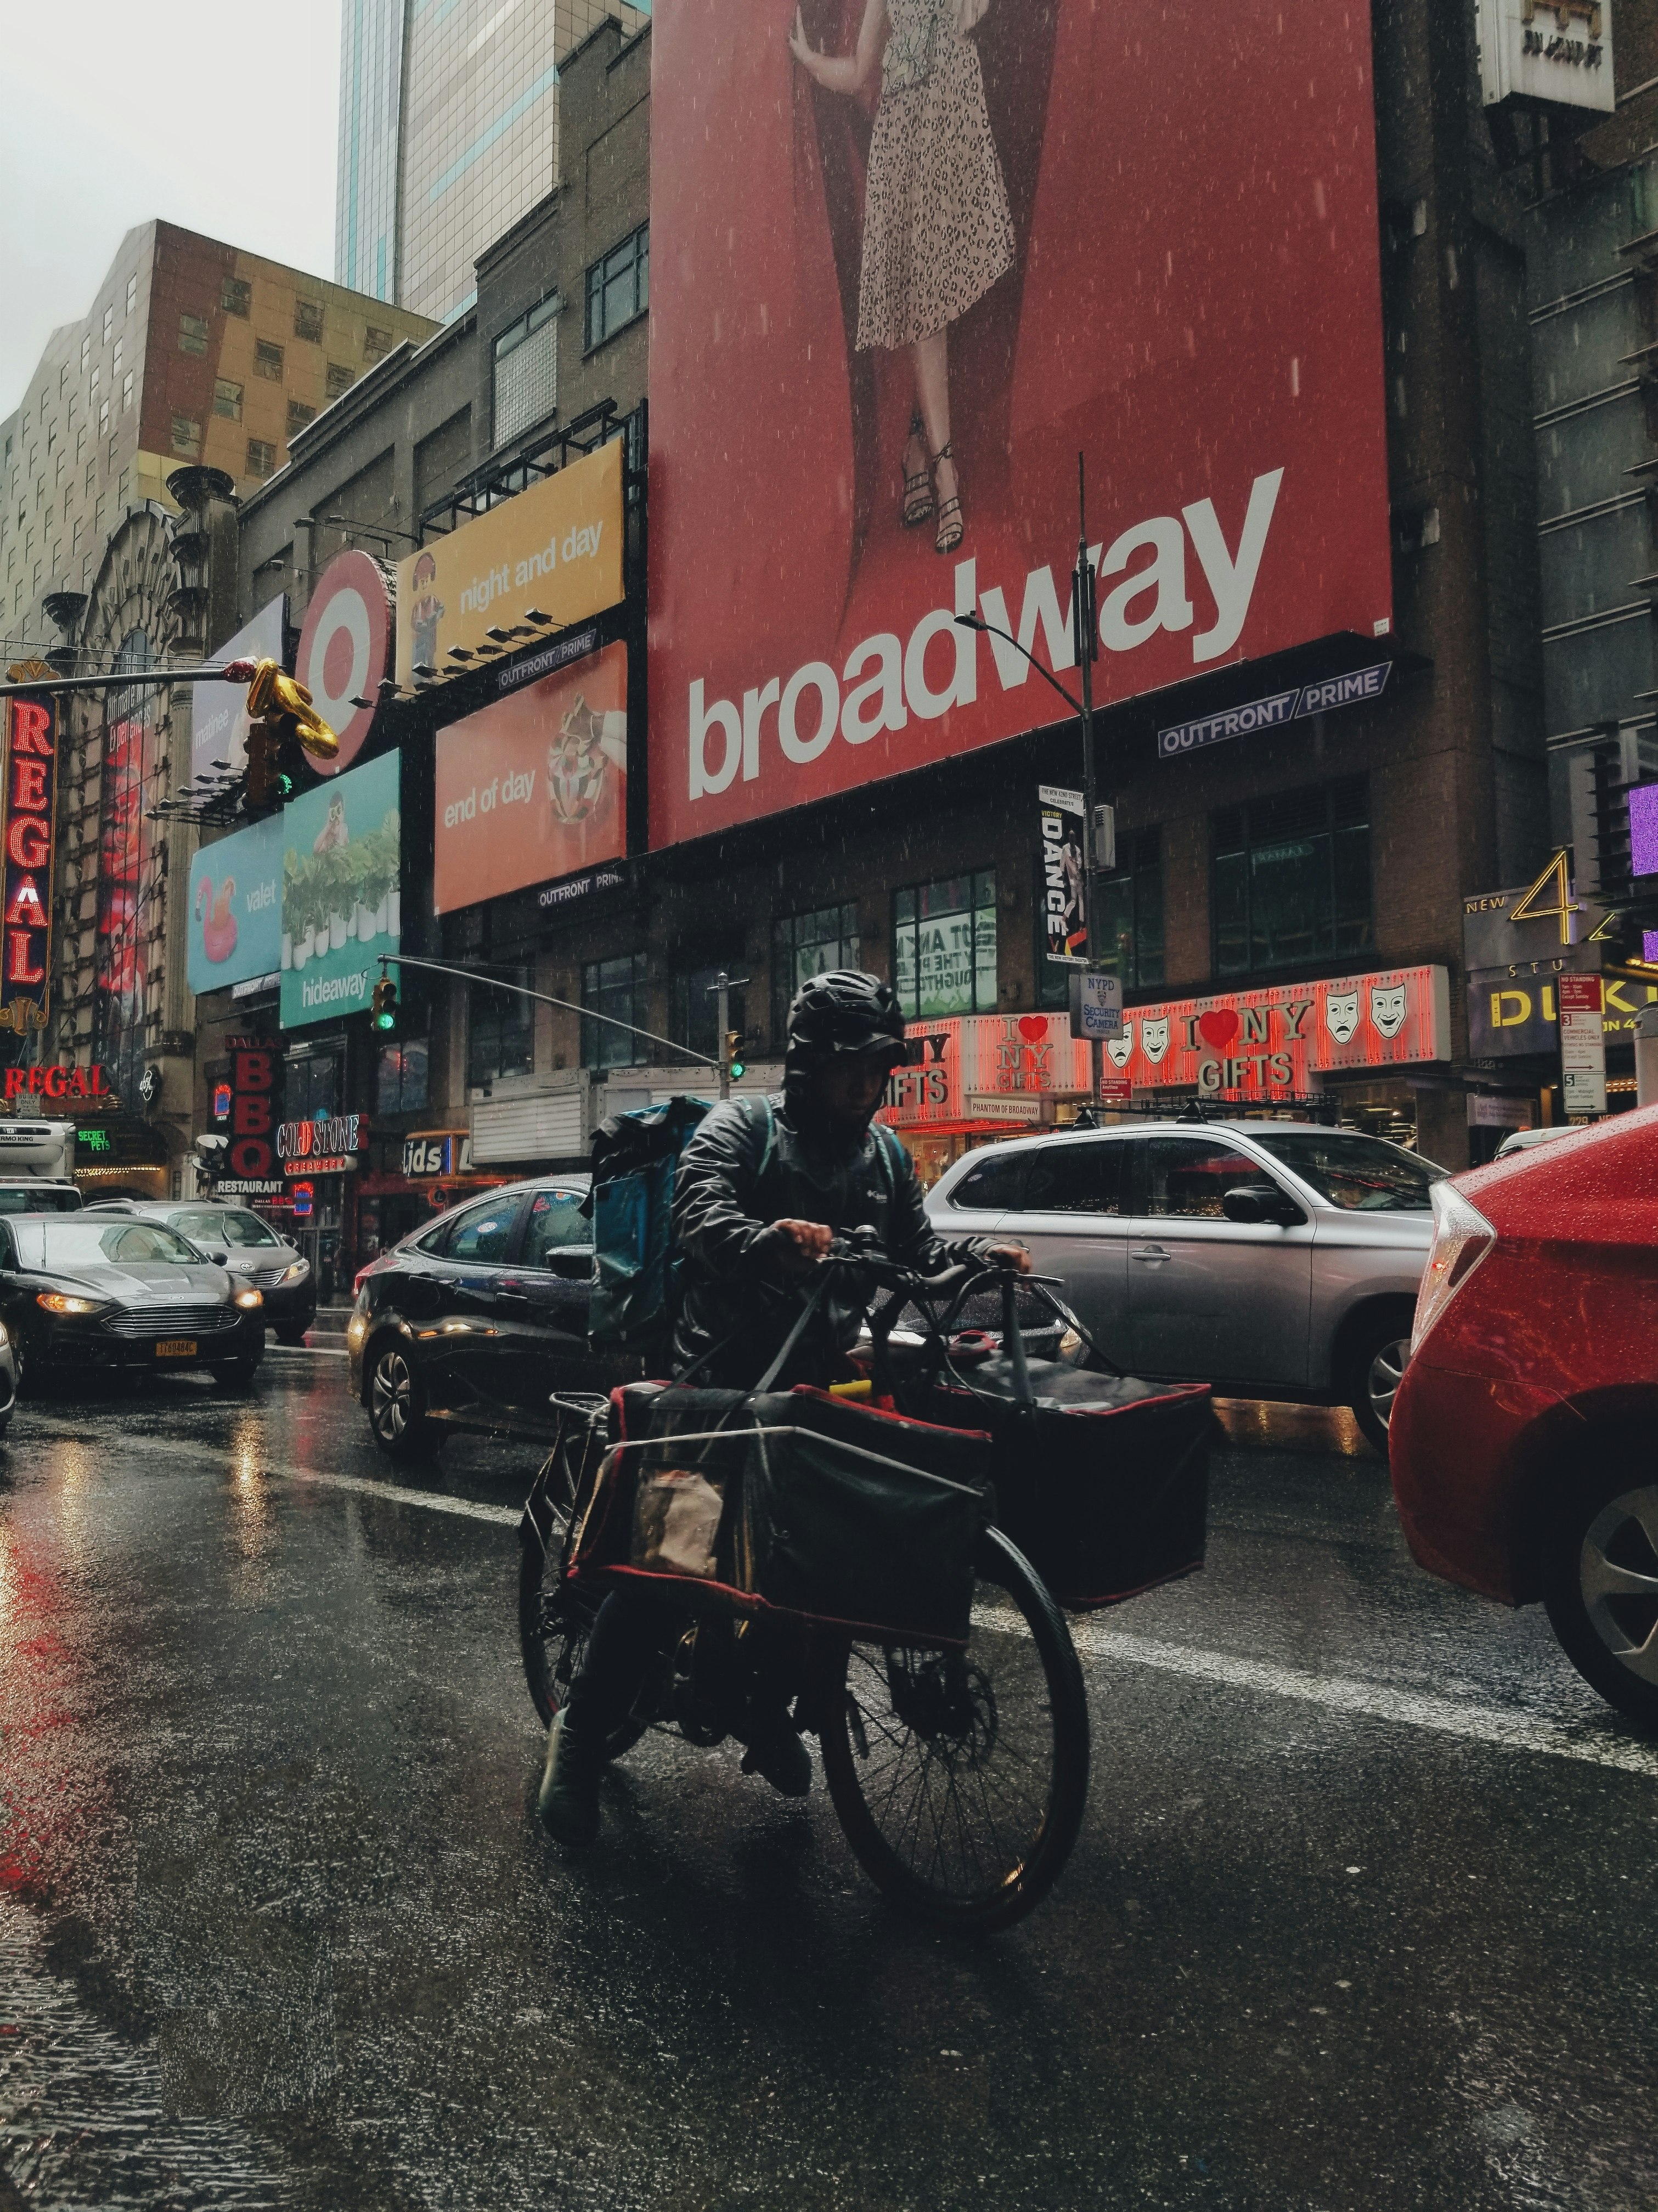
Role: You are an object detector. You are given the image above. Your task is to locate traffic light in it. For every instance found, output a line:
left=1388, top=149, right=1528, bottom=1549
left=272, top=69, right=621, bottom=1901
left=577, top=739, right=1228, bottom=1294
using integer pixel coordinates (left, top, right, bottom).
left=244, top=658, right=340, bottom=761
left=371, top=976, right=399, bottom=1034
left=244, top=719, right=280, bottom=809
left=725, top=1030, right=746, bottom=1082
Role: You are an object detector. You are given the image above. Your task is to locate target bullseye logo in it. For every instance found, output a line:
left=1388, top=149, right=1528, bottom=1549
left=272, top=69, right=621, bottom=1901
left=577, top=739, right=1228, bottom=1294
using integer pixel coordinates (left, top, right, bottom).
left=295, top=549, right=393, bottom=774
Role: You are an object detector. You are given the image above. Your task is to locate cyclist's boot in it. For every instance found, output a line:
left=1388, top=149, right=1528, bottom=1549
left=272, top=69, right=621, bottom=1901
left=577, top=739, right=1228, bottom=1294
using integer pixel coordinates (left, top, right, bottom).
left=740, top=1706, right=811, bottom=1797
left=537, top=1709, right=605, bottom=1846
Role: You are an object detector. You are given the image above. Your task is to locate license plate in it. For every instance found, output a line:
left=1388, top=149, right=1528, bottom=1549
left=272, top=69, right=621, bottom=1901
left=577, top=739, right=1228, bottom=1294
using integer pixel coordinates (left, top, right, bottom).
left=155, top=1339, right=198, bottom=1358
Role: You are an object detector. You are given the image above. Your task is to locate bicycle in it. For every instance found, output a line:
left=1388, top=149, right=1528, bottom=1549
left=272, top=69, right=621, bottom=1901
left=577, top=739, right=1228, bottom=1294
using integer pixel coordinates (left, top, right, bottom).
left=518, top=1243, right=1091, bottom=1933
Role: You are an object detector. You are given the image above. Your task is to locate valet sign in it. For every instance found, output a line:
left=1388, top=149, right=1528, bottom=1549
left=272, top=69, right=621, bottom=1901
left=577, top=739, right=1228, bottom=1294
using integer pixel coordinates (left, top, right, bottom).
left=277, top=1113, right=367, bottom=1176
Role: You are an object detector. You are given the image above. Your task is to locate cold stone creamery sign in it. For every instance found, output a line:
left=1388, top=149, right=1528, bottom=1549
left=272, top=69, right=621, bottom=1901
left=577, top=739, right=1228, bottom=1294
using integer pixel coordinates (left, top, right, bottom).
left=882, top=968, right=1450, bottom=1127
left=394, top=440, right=623, bottom=692
left=277, top=1113, right=367, bottom=1177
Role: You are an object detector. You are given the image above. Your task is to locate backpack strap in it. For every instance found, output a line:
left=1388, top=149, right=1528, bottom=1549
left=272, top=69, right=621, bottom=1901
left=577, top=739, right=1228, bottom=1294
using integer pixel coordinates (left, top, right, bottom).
left=742, top=1092, right=777, bottom=1183
left=871, top=1119, right=903, bottom=1195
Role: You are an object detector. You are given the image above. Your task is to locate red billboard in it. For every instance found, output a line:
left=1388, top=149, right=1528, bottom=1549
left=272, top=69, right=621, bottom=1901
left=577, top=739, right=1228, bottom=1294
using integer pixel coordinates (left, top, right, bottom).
left=648, top=0, right=1391, bottom=849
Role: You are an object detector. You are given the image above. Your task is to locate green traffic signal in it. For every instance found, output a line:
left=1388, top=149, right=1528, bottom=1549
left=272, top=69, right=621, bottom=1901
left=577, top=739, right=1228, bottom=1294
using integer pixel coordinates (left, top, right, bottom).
left=371, top=976, right=398, bottom=1032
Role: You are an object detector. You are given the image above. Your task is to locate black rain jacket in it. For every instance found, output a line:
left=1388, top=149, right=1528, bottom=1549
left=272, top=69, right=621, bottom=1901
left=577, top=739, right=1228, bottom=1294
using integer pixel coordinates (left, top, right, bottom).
left=668, top=1091, right=993, bottom=1390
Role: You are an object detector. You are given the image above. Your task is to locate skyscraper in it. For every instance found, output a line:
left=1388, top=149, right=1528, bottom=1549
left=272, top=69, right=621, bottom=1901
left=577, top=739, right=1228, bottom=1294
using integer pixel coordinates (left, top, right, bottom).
left=335, top=0, right=648, bottom=325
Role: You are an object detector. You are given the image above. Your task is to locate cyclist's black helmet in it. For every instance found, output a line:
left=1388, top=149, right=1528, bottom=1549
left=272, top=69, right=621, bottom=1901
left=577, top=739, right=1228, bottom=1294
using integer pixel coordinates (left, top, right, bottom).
left=786, top=970, right=909, bottom=1064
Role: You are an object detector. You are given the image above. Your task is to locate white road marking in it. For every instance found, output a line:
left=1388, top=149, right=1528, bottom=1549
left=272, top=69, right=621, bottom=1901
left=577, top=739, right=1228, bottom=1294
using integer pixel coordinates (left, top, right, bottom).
left=24, top=1421, right=521, bottom=1528
left=267, top=1344, right=350, bottom=1359
left=1059, top=1617, right=1658, bottom=1781
left=23, top=1419, right=1656, bottom=1779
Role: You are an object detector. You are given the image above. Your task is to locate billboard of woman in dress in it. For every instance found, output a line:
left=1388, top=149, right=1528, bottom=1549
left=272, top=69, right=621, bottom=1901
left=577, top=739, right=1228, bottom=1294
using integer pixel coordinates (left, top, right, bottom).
left=648, top=0, right=1392, bottom=849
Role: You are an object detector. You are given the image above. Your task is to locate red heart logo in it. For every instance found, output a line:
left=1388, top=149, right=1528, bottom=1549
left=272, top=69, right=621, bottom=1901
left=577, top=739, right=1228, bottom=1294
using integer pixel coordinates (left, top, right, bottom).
left=1018, top=1015, right=1047, bottom=1042
left=1198, top=1008, right=1240, bottom=1051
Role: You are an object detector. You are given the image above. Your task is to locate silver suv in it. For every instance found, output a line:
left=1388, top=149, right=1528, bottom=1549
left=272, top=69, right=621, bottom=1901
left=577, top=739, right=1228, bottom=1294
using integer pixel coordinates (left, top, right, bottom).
left=926, top=1120, right=1444, bottom=1452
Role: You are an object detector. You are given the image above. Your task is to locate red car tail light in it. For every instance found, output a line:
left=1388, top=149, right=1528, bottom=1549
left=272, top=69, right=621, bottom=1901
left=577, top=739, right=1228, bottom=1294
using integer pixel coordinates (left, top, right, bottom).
left=1411, top=1181, right=1497, bottom=1356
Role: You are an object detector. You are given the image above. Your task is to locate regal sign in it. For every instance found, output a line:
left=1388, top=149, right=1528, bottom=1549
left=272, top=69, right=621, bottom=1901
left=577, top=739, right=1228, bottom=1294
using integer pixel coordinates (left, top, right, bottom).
left=1, top=1063, right=112, bottom=1103
left=0, top=693, right=59, bottom=1032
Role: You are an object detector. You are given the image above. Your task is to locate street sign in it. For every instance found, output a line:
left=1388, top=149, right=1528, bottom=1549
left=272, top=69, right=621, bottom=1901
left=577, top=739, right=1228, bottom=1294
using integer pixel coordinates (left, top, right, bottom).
left=1070, top=971, right=1124, bottom=1040
left=1558, top=972, right=1606, bottom=1117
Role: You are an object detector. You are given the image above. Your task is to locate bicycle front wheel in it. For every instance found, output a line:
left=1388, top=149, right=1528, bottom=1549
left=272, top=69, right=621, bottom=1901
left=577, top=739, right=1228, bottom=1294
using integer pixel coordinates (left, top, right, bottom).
left=818, top=1526, right=1090, bottom=1932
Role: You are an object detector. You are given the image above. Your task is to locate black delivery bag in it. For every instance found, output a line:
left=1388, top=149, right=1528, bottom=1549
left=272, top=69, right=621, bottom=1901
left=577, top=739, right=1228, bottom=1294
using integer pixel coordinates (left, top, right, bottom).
left=567, top=1381, right=994, bottom=1647
left=920, top=1356, right=1211, bottom=1611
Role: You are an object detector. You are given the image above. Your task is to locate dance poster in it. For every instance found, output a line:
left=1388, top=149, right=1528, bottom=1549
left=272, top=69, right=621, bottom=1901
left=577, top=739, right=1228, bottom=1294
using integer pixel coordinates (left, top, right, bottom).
left=648, top=0, right=1392, bottom=849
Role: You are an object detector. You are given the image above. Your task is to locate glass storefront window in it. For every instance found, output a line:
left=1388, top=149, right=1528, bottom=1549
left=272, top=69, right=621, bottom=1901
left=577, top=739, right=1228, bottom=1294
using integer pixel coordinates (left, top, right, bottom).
left=377, top=1038, right=430, bottom=1115
left=894, top=872, right=996, bottom=1021
left=1211, top=778, right=1371, bottom=978
left=772, top=904, right=859, bottom=1041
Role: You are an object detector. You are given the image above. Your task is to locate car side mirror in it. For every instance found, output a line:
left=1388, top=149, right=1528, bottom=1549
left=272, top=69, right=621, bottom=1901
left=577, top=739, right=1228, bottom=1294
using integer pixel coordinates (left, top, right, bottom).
left=205, top=1246, right=230, bottom=1266
left=1223, top=1184, right=1304, bottom=1228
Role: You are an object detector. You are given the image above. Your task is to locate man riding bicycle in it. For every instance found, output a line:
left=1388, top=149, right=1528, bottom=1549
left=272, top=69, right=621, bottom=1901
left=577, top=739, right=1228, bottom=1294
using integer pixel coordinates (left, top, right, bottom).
left=539, top=969, right=1029, bottom=1846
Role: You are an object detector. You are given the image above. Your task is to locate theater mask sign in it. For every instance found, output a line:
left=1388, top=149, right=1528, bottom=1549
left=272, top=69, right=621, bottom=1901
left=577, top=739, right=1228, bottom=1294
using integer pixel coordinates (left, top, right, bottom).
left=279, top=753, right=402, bottom=1032
left=650, top=0, right=1392, bottom=847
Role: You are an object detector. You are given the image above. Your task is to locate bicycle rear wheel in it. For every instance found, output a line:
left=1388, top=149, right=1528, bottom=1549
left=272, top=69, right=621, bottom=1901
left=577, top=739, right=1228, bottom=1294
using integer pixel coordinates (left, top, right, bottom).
left=818, top=1526, right=1089, bottom=1932
left=518, top=1422, right=645, bottom=1762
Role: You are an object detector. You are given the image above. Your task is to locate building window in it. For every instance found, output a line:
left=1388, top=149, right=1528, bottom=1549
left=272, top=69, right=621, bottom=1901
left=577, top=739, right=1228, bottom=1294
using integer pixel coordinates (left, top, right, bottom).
left=255, top=340, right=284, bottom=382
left=116, top=467, right=128, bottom=504
left=363, top=324, right=394, bottom=362
left=585, top=226, right=649, bottom=351
left=283, top=1050, right=341, bottom=1124
left=294, top=298, right=324, bottom=343
left=286, top=400, right=315, bottom=437
left=213, top=379, right=243, bottom=421
left=112, top=338, right=123, bottom=376
left=98, top=400, right=110, bottom=437
left=170, top=415, right=201, bottom=459
left=376, top=1037, right=430, bottom=1115
left=325, top=362, right=354, bottom=401
left=246, top=439, right=276, bottom=478
left=493, top=295, right=559, bottom=449
left=222, top=275, right=251, bottom=317
left=80, top=335, right=91, bottom=374
left=89, top=366, right=100, bottom=397
left=1086, top=828, right=1165, bottom=997
left=102, top=304, right=113, bottom=343
left=126, top=273, right=137, bottom=315
left=95, top=494, right=108, bottom=535
left=121, top=373, right=133, bottom=414
left=893, top=871, right=997, bottom=1020
left=469, top=971, right=534, bottom=1088
left=1211, top=776, right=1372, bottom=979
left=582, top=953, right=647, bottom=1071
left=772, top=903, right=860, bottom=1042
left=179, top=313, right=208, bottom=356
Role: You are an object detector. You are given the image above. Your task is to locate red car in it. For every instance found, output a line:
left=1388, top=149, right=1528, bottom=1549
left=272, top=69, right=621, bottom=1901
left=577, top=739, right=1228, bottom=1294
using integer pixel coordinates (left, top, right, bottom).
left=1391, top=1104, right=1658, bottom=1726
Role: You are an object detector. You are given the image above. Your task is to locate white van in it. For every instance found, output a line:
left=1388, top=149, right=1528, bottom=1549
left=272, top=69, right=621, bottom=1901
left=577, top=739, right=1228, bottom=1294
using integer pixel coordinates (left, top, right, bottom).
left=0, top=1120, right=83, bottom=1212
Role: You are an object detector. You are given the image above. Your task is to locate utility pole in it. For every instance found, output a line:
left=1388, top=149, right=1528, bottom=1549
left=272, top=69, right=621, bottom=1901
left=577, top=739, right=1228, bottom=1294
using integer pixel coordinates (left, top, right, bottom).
left=1074, top=454, right=1103, bottom=1111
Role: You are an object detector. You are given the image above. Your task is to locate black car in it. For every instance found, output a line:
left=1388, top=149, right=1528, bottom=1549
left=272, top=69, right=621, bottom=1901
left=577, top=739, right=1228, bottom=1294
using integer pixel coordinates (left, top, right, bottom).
left=0, top=1213, right=267, bottom=1388
left=87, top=1199, right=316, bottom=1342
left=349, top=1177, right=625, bottom=1455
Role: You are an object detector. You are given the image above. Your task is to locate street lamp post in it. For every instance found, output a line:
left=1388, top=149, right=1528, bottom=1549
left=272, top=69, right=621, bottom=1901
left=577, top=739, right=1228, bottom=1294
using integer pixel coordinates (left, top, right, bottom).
left=954, top=452, right=1108, bottom=1110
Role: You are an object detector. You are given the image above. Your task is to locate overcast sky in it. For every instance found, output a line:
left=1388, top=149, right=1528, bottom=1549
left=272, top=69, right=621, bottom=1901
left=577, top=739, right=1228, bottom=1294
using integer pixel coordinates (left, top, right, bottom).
left=1, top=0, right=341, bottom=411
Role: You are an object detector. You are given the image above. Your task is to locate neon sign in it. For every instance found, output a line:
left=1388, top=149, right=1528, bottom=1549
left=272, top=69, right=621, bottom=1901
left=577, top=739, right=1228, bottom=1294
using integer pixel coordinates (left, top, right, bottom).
left=0, top=694, right=58, bottom=1032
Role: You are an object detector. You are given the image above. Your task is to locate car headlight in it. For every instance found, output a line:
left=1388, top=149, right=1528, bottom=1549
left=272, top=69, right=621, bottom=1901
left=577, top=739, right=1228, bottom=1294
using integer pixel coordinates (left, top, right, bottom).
left=346, top=1313, right=368, bottom=1352
left=37, top=1292, right=104, bottom=1316
left=1410, top=1180, right=1497, bottom=1356
left=233, top=1288, right=264, bottom=1310
left=279, top=1259, right=310, bottom=1284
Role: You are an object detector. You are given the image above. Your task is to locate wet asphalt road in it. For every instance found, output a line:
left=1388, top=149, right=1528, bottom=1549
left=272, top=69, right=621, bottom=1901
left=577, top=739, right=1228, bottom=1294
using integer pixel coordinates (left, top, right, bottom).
left=1, top=1348, right=1655, bottom=2212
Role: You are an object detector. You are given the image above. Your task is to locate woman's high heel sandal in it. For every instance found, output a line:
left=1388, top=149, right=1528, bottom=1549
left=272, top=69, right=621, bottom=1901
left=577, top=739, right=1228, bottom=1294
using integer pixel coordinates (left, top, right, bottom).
left=932, top=443, right=963, bottom=556
left=901, top=413, right=935, bottom=529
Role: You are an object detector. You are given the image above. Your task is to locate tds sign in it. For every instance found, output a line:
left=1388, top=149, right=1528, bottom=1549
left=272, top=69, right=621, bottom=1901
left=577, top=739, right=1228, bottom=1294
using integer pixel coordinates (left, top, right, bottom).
left=227, top=1045, right=280, bottom=1180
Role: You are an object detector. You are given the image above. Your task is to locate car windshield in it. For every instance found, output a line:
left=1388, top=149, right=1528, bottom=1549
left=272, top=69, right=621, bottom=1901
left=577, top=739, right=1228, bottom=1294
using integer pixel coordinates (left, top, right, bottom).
left=1250, top=1131, right=1446, bottom=1211
left=0, top=1187, right=81, bottom=1213
left=15, top=1220, right=204, bottom=1269
left=171, top=1209, right=281, bottom=1248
